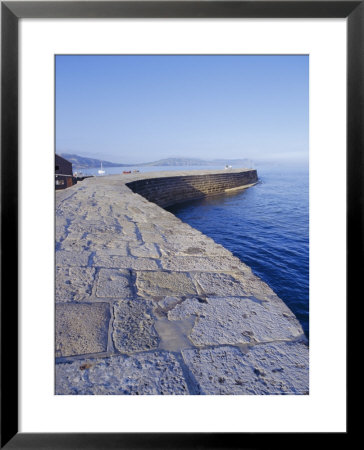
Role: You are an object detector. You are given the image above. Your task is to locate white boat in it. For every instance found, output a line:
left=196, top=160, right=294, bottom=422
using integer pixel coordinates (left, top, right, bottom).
left=98, top=162, right=105, bottom=175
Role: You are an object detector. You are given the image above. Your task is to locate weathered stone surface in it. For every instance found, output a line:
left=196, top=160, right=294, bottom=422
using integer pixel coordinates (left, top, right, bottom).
left=158, top=242, right=206, bottom=257
left=158, top=240, right=231, bottom=257
left=160, top=256, right=245, bottom=272
left=55, top=352, right=189, bottom=395
left=56, top=303, right=110, bottom=357
left=68, top=219, right=121, bottom=235
left=135, top=271, right=198, bottom=298
left=129, top=242, right=160, bottom=258
left=158, top=296, right=181, bottom=311
left=93, top=255, right=159, bottom=270
left=154, top=316, right=195, bottom=352
left=157, top=225, right=232, bottom=256
left=94, top=245, right=129, bottom=257
left=89, top=233, right=134, bottom=249
left=233, top=271, right=280, bottom=302
left=95, top=268, right=134, bottom=298
left=55, top=214, right=68, bottom=237
left=192, top=272, right=248, bottom=297
left=56, top=250, right=91, bottom=267
left=117, top=220, right=138, bottom=236
left=55, top=171, right=309, bottom=395
left=56, top=267, right=96, bottom=302
left=60, top=232, right=91, bottom=252
left=168, top=297, right=303, bottom=345
left=138, top=231, right=166, bottom=245
left=112, top=299, right=160, bottom=353
left=182, top=342, right=309, bottom=394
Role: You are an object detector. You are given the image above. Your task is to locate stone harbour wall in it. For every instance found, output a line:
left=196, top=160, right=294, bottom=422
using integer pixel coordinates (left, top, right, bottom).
left=55, top=169, right=309, bottom=395
left=126, top=169, right=258, bottom=207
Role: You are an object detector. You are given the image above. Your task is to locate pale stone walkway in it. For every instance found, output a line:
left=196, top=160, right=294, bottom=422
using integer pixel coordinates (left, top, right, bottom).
left=55, top=171, right=309, bottom=395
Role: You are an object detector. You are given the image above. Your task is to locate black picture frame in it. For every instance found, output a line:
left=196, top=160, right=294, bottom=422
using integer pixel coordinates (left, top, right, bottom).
left=1, top=1, right=355, bottom=448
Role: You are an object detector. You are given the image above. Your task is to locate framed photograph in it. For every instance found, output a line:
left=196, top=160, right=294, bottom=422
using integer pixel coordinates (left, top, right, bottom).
left=2, top=1, right=355, bottom=447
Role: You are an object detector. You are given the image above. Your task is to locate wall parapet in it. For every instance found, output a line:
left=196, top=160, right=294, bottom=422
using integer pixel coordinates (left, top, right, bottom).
left=126, top=169, right=258, bottom=207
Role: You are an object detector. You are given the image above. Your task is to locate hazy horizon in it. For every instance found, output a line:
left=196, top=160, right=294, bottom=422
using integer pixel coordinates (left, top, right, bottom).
left=59, top=152, right=308, bottom=167
left=56, top=55, right=308, bottom=165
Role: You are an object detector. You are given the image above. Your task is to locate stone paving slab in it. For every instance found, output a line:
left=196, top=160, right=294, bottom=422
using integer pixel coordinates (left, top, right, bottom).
left=138, top=231, right=166, bottom=245
left=94, top=245, right=129, bottom=257
left=56, top=267, right=96, bottom=302
left=56, top=303, right=111, bottom=357
left=112, top=299, right=160, bottom=353
left=192, top=272, right=249, bottom=297
left=68, top=220, right=121, bottom=235
left=235, top=271, right=281, bottom=302
left=182, top=342, right=309, bottom=395
left=168, top=296, right=303, bottom=345
left=90, top=233, right=134, bottom=249
left=95, top=268, right=134, bottom=298
left=56, top=250, right=92, bottom=267
left=158, top=239, right=232, bottom=258
left=93, top=254, right=160, bottom=270
left=59, top=232, right=91, bottom=252
left=56, top=351, right=189, bottom=395
left=160, top=255, right=247, bottom=272
left=158, top=296, right=181, bottom=311
left=135, top=270, right=198, bottom=298
left=129, top=242, right=160, bottom=258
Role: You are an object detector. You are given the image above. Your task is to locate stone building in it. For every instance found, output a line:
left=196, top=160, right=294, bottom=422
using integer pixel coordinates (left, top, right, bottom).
left=55, top=154, right=76, bottom=190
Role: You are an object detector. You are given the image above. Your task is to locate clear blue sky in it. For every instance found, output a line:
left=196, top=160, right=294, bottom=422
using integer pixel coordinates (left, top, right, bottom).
left=56, top=55, right=308, bottom=164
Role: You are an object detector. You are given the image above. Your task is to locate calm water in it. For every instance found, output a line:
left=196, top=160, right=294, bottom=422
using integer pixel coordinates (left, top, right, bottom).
left=167, top=163, right=309, bottom=338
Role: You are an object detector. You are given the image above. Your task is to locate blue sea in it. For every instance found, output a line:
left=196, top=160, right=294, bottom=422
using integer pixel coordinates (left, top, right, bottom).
left=167, top=162, right=309, bottom=339
left=81, top=162, right=309, bottom=338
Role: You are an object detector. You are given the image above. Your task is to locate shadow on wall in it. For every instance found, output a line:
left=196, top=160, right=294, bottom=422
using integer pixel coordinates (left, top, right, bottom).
left=126, top=170, right=258, bottom=208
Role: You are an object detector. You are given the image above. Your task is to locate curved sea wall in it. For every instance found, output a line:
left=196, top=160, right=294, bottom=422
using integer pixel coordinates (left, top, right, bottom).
left=55, top=169, right=309, bottom=395
left=126, top=169, right=258, bottom=207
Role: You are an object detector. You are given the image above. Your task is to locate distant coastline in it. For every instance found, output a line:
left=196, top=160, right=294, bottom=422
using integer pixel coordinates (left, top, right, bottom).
left=60, top=153, right=252, bottom=170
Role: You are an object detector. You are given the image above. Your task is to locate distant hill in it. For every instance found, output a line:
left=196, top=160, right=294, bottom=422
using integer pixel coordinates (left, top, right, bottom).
left=60, top=153, right=132, bottom=169
left=60, top=154, right=252, bottom=169
left=142, top=157, right=251, bottom=167
left=141, top=157, right=208, bottom=166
